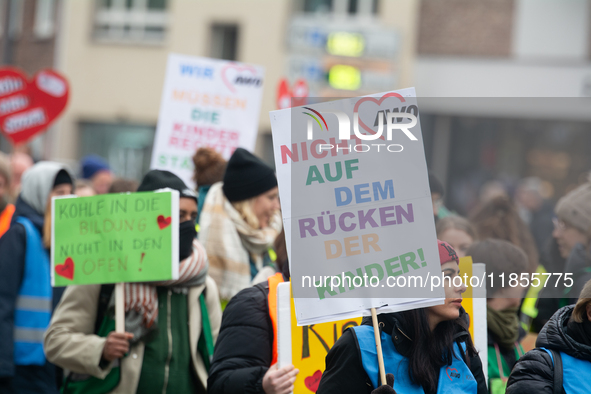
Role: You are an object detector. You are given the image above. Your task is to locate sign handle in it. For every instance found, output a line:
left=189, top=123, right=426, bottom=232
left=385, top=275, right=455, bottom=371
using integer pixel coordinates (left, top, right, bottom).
left=371, top=307, right=387, bottom=386
left=115, top=283, right=125, bottom=333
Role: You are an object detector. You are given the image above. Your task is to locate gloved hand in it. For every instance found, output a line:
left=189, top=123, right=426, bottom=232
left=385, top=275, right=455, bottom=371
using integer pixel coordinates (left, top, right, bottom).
left=371, top=373, right=396, bottom=394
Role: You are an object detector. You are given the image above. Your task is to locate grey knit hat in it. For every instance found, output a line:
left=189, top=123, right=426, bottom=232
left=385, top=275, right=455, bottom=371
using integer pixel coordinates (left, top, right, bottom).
left=555, top=179, right=591, bottom=234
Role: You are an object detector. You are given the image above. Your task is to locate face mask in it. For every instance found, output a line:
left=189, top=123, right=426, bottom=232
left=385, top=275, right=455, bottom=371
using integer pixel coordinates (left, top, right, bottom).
left=179, top=220, right=197, bottom=261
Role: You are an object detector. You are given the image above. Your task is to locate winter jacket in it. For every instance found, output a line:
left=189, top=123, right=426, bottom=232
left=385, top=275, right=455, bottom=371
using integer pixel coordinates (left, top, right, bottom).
left=208, top=278, right=278, bottom=393
left=44, top=277, right=221, bottom=394
left=533, top=239, right=568, bottom=333
left=317, top=310, right=488, bottom=394
left=506, top=305, right=591, bottom=394
left=0, top=197, right=64, bottom=394
left=487, top=327, right=525, bottom=393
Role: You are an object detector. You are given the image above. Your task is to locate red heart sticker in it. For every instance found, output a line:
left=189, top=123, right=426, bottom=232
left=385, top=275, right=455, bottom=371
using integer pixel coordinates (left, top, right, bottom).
left=304, top=370, right=322, bottom=392
left=157, top=215, right=172, bottom=230
left=55, top=257, right=74, bottom=280
left=352, top=92, right=405, bottom=139
left=446, top=367, right=459, bottom=381
left=0, top=68, right=69, bottom=145
left=221, top=63, right=259, bottom=93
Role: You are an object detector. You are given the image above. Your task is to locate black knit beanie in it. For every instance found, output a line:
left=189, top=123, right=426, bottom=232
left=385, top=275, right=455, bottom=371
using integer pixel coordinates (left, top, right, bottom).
left=53, top=169, right=73, bottom=188
left=137, top=170, right=197, bottom=202
left=222, top=148, right=277, bottom=202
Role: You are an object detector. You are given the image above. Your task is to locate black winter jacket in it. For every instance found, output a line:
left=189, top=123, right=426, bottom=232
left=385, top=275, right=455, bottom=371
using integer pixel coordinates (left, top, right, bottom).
left=506, top=305, right=591, bottom=394
left=317, top=310, right=487, bottom=394
left=0, top=197, right=63, bottom=394
left=208, top=280, right=275, bottom=393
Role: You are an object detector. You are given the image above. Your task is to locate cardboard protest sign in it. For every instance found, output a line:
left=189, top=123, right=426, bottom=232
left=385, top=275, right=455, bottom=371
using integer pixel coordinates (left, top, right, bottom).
left=0, top=68, right=69, bottom=144
left=51, top=190, right=179, bottom=286
left=277, top=261, right=487, bottom=393
left=460, top=258, right=488, bottom=382
left=151, top=53, right=265, bottom=187
left=271, top=88, right=445, bottom=325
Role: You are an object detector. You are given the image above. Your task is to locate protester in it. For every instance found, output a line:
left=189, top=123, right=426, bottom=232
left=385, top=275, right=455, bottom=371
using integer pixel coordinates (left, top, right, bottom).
left=317, top=241, right=487, bottom=394
left=429, top=173, right=452, bottom=222
left=81, top=154, right=113, bottom=195
left=208, top=229, right=298, bottom=394
left=0, top=153, right=15, bottom=237
left=506, top=279, right=591, bottom=394
left=552, top=178, right=591, bottom=302
left=515, top=177, right=554, bottom=254
left=534, top=177, right=591, bottom=331
left=44, top=170, right=221, bottom=393
left=192, top=147, right=226, bottom=224
left=436, top=215, right=476, bottom=258
left=199, top=148, right=282, bottom=303
left=466, top=240, right=528, bottom=394
left=108, top=178, right=139, bottom=193
left=9, top=152, right=34, bottom=201
left=470, top=195, right=539, bottom=274
left=74, top=179, right=95, bottom=197
left=0, top=161, right=75, bottom=394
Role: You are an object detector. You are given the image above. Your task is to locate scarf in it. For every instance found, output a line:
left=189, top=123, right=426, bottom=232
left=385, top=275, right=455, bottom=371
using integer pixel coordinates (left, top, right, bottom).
left=487, top=306, right=520, bottom=350
left=198, top=182, right=282, bottom=301
left=115, top=239, right=209, bottom=342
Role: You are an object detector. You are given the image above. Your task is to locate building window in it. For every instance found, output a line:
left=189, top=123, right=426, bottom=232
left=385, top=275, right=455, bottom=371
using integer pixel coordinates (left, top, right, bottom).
left=210, top=24, right=239, bottom=61
left=301, top=0, right=378, bottom=15
left=80, top=122, right=156, bottom=180
left=94, top=0, right=168, bottom=43
left=34, top=0, right=55, bottom=39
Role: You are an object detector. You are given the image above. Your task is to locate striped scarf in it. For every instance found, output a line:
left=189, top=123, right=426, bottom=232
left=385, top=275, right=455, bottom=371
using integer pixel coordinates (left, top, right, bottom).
left=198, top=182, right=282, bottom=301
left=124, top=239, right=208, bottom=330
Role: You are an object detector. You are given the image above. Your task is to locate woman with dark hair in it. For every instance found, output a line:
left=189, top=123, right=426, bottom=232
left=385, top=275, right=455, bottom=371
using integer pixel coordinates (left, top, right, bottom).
left=317, top=241, right=487, bottom=394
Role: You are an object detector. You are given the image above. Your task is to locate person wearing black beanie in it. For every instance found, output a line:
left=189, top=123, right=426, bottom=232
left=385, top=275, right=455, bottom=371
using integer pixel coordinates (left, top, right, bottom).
left=44, top=169, right=221, bottom=394
left=199, top=148, right=282, bottom=303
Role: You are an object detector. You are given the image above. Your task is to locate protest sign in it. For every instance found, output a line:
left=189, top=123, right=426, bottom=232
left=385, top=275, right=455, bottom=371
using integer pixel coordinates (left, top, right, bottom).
left=0, top=67, right=69, bottom=144
left=460, top=258, right=488, bottom=382
left=277, top=265, right=487, bottom=393
left=270, top=88, right=446, bottom=325
left=151, top=53, right=265, bottom=187
left=51, top=190, right=179, bottom=286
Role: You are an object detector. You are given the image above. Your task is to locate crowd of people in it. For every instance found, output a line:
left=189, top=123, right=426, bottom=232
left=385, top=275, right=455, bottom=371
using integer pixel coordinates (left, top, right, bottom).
left=0, top=146, right=590, bottom=393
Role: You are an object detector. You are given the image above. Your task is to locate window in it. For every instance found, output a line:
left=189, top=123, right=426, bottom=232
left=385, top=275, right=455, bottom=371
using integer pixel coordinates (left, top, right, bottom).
left=80, top=122, right=156, bottom=180
left=34, top=0, right=55, bottom=39
left=301, top=0, right=378, bottom=15
left=210, top=24, right=239, bottom=61
left=94, top=0, right=168, bottom=43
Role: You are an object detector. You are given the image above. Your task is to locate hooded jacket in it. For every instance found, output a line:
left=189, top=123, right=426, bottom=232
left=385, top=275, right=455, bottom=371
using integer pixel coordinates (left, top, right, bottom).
left=506, top=305, right=591, bottom=394
left=0, top=162, right=73, bottom=394
left=317, top=310, right=487, bottom=394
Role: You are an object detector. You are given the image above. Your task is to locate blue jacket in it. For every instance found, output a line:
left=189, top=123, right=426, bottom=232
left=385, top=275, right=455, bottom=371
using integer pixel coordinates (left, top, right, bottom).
left=0, top=197, right=62, bottom=394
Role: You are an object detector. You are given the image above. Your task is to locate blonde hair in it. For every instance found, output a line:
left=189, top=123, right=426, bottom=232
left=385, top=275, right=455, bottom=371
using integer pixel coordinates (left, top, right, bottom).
left=232, top=198, right=260, bottom=229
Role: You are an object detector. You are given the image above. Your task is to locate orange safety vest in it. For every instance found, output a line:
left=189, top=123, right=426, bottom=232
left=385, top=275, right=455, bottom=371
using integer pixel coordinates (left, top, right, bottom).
left=267, top=272, right=285, bottom=366
left=0, top=203, right=15, bottom=237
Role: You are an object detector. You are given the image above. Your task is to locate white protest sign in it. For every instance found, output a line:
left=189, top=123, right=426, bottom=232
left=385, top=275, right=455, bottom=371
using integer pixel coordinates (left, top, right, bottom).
left=151, top=53, right=265, bottom=187
left=270, top=88, right=445, bottom=326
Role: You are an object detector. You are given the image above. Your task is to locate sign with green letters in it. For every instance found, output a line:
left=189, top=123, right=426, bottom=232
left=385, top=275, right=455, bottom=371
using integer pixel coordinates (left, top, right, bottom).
left=51, top=190, right=179, bottom=286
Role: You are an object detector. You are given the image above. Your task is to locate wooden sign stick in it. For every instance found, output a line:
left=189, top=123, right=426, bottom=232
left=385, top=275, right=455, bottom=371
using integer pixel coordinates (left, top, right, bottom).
left=371, top=307, right=387, bottom=386
left=115, top=282, right=125, bottom=333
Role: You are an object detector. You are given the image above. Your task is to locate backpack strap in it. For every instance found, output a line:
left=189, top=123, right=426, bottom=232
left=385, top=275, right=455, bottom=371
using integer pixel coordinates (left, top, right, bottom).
left=549, top=349, right=563, bottom=394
